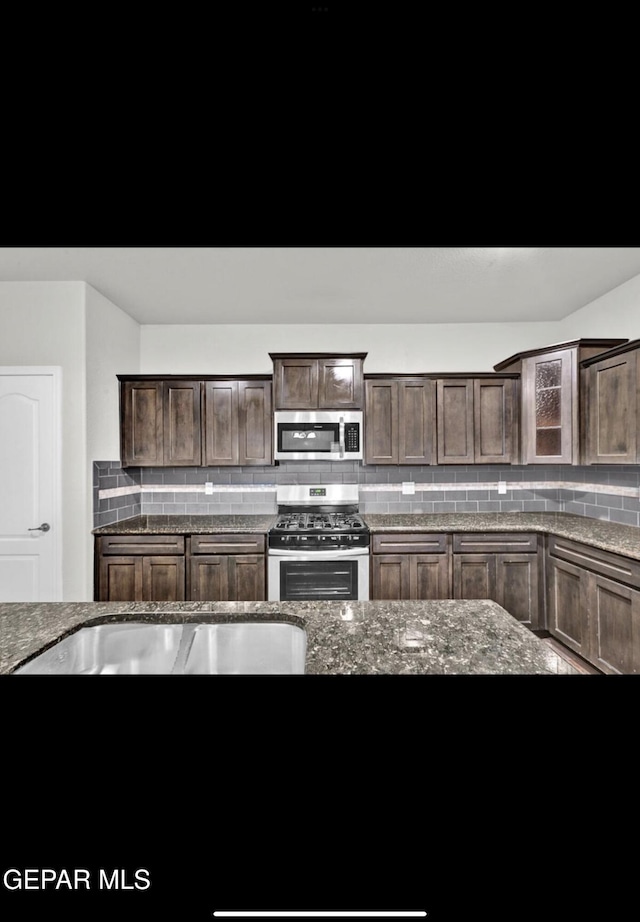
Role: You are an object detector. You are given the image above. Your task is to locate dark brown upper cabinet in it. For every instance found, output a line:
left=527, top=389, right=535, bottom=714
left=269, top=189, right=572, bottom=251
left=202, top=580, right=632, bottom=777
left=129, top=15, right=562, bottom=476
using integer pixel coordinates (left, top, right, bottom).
left=494, top=339, right=626, bottom=465
left=436, top=375, right=517, bottom=464
left=120, top=379, right=202, bottom=467
left=119, top=376, right=272, bottom=468
left=270, top=353, right=366, bottom=409
left=581, top=339, right=640, bottom=465
left=364, top=376, right=436, bottom=465
left=203, top=379, right=272, bottom=466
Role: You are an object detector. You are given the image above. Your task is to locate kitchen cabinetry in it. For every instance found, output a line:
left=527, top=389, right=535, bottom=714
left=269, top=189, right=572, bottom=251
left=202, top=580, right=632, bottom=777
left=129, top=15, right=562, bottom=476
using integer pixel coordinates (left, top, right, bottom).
left=203, top=379, right=272, bottom=465
left=119, top=375, right=272, bottom=468
left=364, top=376, right=436, bottom=465
left=96, top=535, right=186, bottom=602
left=452, top=533, right=540, bottom=627
left=546, top=536, right=640, bottom=674
left=270, top=353, right=366, bottom=409
left=95, top=533, right=267, bottom=602
left=371, top=533, right=450, bottom=600
left=581, top=339, right=640, bottom=464
left=188, top=534, right=266, bottom=601
left=120, top=379, right=201, bottom=467
left=435, top=376, right=517, bottom=464
left=493, top=339, right=626, bottom=465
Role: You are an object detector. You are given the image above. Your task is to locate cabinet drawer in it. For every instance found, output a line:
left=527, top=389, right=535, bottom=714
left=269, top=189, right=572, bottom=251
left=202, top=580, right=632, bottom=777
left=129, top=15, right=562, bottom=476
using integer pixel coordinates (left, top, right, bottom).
left=98, top=535, right=185, bottom=555
left=548, top=536, right=640, bottom=589
left=190, top=534, right=266, bottom=555
left=372, top=533, right=447, bottom=554
left=452, top=533, right=538, bottom=554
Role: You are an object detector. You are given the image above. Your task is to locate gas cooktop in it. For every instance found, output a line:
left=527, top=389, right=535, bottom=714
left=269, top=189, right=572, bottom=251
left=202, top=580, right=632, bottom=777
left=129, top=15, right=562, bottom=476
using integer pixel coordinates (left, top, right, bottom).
left=268, top=484, right=370, bottom=550
left=271, top=512, right=367, bottom=534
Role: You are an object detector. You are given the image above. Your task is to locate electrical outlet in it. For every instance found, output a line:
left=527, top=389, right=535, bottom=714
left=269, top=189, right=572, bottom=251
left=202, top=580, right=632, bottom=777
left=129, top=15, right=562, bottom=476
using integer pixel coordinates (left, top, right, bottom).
left=497, top=481, right=507, bottom=495
left=402, top=482, right=415, bottom=495
left=205, top=482, right=214, bottom=494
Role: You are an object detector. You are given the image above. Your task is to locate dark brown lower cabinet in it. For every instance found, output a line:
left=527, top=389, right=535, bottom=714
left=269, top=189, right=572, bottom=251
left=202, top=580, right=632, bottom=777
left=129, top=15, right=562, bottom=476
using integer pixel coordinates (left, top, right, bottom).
left=189, top=555, right=265, bottom=601
left=546, top=557, right=589, bottom=658
left=96, top=535, right=187, bottom=602
left=547, top=539, right=640, bottom=674
left=188, top=533, right=266, bottom=601
left=371, top=533, right=450, bottom=600
left=451, top=533, right=540, bottom=628
left=95, top=533, right=266, bottom=602
left=452, top=553, right=539, bottom=628
left=371, top=554, right=450, bottom=600
left=99, top=555, right=185, bottom=602
left=591, top=575, right=640, bottom=674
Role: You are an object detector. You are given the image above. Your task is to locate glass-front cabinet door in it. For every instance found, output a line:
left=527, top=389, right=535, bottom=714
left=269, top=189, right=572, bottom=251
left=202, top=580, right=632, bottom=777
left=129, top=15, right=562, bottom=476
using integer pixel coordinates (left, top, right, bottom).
left=521, top=348, right=575, bottom=464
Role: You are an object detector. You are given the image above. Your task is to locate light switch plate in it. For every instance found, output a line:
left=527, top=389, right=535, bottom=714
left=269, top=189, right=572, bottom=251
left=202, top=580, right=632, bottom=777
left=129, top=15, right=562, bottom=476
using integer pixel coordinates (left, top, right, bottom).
left=497, top=481, right=507, bottom=495
left=205, top=482, right=214, bottom=494
left=402, top=482, right=415, bottom=495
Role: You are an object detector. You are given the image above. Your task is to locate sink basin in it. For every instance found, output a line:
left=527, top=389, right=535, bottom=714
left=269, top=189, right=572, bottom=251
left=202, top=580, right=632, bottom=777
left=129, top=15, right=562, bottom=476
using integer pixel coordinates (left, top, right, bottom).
left=183, top=622, right=307, bottom=675
left=13, top=621, right=307, bottom=675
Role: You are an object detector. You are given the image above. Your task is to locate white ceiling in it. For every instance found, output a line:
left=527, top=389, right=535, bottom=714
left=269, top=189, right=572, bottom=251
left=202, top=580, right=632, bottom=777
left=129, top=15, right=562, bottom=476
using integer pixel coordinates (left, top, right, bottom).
left=1, top=247, right=640, bottom=325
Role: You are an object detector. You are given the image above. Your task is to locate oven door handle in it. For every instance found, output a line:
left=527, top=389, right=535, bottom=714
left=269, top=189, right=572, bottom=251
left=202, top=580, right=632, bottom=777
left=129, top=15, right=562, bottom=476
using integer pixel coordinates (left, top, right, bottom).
left=268, top=547, right=370, bottom=559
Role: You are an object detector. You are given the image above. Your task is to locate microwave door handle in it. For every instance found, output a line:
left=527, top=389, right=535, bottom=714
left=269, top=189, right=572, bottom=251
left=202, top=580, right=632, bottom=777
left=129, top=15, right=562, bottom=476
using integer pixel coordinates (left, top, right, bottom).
left=339, top=416, right=345, bottom=458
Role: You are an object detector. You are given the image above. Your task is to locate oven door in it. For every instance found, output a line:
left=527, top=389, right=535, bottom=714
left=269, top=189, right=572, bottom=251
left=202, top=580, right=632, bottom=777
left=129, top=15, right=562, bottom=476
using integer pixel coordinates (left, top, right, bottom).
left=268, top=548, right=370, bottom=602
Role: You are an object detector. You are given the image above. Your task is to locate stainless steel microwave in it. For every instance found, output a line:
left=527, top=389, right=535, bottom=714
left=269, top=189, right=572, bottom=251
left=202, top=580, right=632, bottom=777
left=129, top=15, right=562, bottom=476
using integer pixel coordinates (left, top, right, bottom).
left=274, top=410, right=364, bottom=461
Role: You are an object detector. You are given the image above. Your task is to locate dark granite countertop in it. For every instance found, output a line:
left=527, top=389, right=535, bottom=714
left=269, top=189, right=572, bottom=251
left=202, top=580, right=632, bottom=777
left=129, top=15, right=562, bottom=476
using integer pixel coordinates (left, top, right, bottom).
left=0, top=600, right=580, bottom=675
left=93, top=514, right=277, bottom=535
left=363, top=512, right=640, bottom=561
left=93, top=512, right=640, bottom=561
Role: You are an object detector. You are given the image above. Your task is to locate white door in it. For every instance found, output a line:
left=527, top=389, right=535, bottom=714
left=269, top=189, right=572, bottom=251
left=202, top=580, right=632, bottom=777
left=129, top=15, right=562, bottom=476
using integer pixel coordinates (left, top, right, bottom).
left=0, top=368, right=62, bottom=601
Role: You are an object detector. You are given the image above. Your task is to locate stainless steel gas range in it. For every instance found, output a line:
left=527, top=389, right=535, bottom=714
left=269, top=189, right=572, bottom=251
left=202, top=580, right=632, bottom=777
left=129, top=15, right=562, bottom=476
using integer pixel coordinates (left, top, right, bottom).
left=267, top=485, right=370, bottom=601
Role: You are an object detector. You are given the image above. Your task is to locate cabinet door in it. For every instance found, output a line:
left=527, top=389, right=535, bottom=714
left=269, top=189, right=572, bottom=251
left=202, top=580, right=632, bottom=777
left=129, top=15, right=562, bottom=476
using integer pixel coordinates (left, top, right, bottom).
left=410, top=555, right=450, bottom=600
left=318, top=358, right=363, bottom=409
left=398, top=378, right=436, bottom=465
left=142, top=556, right=185, bottom=601
left=203, top=380, right=239, bottom=465
left=585, top=350, right=638, bottom=464
left=436, top=379, right=474, bottom=463
left=121, top=381, right=163, bottom=467
left=473, top=378, right=513, bottom=464
left=238, top=380, right=272, bottom=465
left=591, top=575, right=640, bottom=675
left=189, top=556, right=230, bottom=601
left=546, top=556, right=589, bottom=658
left=98, top=556, right=143, bottom=601
left=163, top=381, right=202, bottom=466
left=495, top=554, right=538, bottom=627
left=453, top=554, right=497, bottom=600
left=521, top=349, right=575, bottom=463
left=371, top=555, right=410, bottom=600
left=365, top=379, right=398, bottom=464
left=229, top=555, right=266, bottom=601
left=273, top=359, right=319, bottom=409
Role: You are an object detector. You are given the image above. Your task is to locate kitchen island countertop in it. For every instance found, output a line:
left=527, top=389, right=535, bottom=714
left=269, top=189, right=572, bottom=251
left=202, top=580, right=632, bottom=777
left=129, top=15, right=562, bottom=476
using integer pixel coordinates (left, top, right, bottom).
left=0, top=599, right=580, bottom=675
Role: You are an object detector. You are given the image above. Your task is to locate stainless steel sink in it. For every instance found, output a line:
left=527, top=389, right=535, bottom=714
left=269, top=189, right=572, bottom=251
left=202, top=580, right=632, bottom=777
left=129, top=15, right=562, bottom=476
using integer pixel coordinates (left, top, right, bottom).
left=14, top=621, right=307, bottom=675
left=182, top=622, right=307, bottom=675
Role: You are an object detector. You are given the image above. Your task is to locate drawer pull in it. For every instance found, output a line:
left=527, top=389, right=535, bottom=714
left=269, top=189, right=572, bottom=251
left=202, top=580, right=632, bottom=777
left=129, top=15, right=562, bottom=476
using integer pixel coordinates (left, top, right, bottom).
left=380, top=542, right=442, bottom=548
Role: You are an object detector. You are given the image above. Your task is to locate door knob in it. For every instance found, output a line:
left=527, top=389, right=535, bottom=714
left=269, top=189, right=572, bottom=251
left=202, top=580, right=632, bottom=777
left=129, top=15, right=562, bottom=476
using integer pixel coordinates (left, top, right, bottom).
left=28, top=523, right=50, bottom=532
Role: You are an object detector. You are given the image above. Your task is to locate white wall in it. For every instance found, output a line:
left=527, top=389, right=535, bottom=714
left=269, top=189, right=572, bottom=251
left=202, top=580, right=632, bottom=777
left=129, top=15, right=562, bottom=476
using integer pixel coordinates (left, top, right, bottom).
left=85, top=284, right=140, bottom=461
left=140, top=321, right=561, bottom=374
left=558, top=272, right=640, bottom=341
left=0, top=282, right=87, bottom=601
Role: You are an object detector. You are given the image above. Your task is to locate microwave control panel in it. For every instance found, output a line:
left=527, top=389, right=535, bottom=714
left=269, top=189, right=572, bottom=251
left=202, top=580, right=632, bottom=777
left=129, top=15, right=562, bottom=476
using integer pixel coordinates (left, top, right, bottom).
left=344, top=423, right=360, bottom=453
